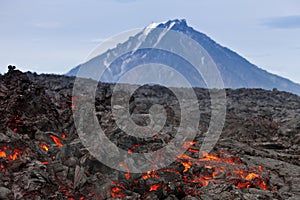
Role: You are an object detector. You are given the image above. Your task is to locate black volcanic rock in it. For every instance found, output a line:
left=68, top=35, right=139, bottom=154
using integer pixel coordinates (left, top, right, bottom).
left=0, top=69, right=299, bottom=199
left=0, top=69, right=62, bottom=138
left=67, top=19, right=300, bottom=96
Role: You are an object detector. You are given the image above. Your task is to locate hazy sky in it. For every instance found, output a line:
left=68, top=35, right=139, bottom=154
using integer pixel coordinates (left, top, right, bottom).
left=1, top=0, right=300, bottom=83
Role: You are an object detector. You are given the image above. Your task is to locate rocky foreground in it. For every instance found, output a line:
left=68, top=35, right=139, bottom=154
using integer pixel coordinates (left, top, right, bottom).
left=0, top=69, right=300, bottom=200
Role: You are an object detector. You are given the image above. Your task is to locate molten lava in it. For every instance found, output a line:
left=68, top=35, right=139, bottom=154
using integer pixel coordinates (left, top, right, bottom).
left=0, top=146, right=26, bottom=172
left=111, top=183, right=126, bottom=199
left=142, top=170, right=159, bottom=180
left=40, top=143, right=49, bottom=152
left=50, top=135, right=63, bottom=147
left=119, top=162, right=131, bottom=180
left=246, top=173, right=260, bottom=181
left=149, top=182, right=163, bottom=191
left=0, top=146, right=24, bottom=162
left=174, top=144, right=269, bottom=192
left=127, top=144, right=140, bottom=154
left=9, top=149, right=22, bottom=160
left=111, top=141, right=272, bottom=198
left=0, top=163, right=5, bottom=172
left=181, top=160, right=192, bottom=173
left=7, top=115, right=23, bottom=133
left=0, top=150, right=6, bottom=158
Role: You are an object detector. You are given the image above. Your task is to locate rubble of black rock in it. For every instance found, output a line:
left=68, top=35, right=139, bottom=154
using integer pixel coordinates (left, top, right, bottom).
left=0, top=67, right=299, bottom=200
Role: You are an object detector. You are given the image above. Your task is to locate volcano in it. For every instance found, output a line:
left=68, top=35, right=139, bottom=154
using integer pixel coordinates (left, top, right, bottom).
left=67, top=19, right=300, bottom=96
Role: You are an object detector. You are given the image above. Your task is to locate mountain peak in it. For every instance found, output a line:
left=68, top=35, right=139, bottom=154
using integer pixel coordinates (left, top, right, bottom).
left=145, top=19, right=188, bottom=30
left=165, top=19, right=188, bottom=26
left=67, top=19, right=300, bottom=96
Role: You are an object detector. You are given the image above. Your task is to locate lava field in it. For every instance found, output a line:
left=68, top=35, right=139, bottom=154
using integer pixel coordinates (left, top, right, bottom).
left=0, top=68, right=299, bottom=200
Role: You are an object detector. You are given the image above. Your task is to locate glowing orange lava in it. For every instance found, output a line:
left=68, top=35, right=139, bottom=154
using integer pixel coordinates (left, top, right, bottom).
left=50, top=135, right=63, bottom=147
left=111, top=141, right=271, bottom=198
left=127, top=144, right=140, bottom=154
left=8, top=149, right=22, bottom=160
left=245, top=173, right=260, bottom=181
left=119, top=162, right=131, bottom=180
left=181, top=161, right=192, bottom=172
left=111, top=186, right=125, bottom=198
left=175, top=141, right=270, bottom=191
left=0, top=150, right=6, bottom=158
left=182, top=141, right=196, bottom=149
left=149, top=182, right=162, bottom=191
left=0, top=146, right=24, bottom=163
left=142, top=170, right=159, bottom=180
left=0, top=163, right=5, bottom=172
left=40, top=143, right=49, bottom=152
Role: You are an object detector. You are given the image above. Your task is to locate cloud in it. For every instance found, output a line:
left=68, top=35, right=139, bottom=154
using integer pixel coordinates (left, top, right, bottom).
left=262, top=15, right=300, bottom=29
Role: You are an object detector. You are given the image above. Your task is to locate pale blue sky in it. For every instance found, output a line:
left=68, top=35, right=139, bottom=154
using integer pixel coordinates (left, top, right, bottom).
left=1, top=0, right=300, bottom=83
